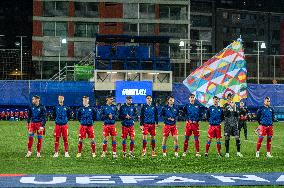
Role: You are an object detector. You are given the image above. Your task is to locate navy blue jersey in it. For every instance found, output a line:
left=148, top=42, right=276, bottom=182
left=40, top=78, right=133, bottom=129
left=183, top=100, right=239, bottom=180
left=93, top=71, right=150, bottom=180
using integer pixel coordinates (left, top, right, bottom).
left=119, top=104, right=137, bottom=127
left=100, top=104, right=117, bottom=125
left=53, top=105, right=70, bottom=125
left=27, top=104, right=47, bottom=126
left=206, top=105, right=224, bottom=125
left=183, top=103, right=202, bottom=122
left=140, top=104, right=158, bottom=125
left=161, top=105, right=179, bottom=125
left=257, top=106, right=276, bottom=126
left=77, top=106, right=96, bottom=126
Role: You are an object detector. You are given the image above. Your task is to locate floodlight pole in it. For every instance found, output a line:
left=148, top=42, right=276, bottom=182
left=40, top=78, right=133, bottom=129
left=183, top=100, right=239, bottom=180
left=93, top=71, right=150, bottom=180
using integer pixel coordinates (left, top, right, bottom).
left=16, top=35, right=27, bottom=80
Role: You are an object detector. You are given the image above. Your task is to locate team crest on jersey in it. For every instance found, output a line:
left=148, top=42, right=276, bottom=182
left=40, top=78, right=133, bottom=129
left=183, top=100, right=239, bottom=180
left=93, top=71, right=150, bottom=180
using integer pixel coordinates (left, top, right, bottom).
left=64, top=108, right=66, bottom=110
left=89, top=109, right=91, bottom=111
left=195, top=106, right=198, bottom=108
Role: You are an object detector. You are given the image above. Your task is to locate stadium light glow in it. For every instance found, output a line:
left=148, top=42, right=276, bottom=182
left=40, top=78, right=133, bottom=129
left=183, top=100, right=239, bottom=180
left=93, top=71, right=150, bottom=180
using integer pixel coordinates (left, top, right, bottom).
left=179, top=41, right=185, bottom=47
left=107, top=72, right=117, bottom=74
left=261, top=42, right=266, bottom=49
left=61, top=38, right=67, bottom=44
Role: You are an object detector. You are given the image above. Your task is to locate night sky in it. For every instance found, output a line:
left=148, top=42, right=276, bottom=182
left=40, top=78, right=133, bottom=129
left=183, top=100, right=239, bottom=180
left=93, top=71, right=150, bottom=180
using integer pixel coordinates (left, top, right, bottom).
left=0, top=0, right=32, bottom=49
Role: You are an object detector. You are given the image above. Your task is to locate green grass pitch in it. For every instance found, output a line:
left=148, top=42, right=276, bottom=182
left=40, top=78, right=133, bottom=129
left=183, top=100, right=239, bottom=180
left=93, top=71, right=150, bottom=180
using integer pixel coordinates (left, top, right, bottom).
left=0, top=121, right=283, bottom=174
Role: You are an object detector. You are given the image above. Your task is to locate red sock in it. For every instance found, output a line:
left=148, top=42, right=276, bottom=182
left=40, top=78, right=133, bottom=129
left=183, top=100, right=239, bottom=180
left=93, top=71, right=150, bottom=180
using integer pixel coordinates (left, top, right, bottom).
left=184, top=140, right=189, bottom=152
left=63, top=137, right=68, bottom=152
left=54, top=137, right=60, bottom=152
left=143, top=140, right=147, bottom=151
left=27, top=135, right=34, bottom=152
left=91, top=141, right=96, bottom=153
left=112, top=140, right=117, bottom=152
left=130, top=140, right=134, bottom=152
left=78, top=141, right=83, bottom=153
left=195, top=140, right=200, bottom=153
left=174, top=145, right=179, bottom=152
left=205, top=141, right=211, bottom=153
left=151, top=139, right=156, bottom=151
left=267, top=137, right=272, bottom=152
left=122, top=140, right=126, bottom=153
left=256, top=137, right=263, bottom=151
left=217, top=142, right=221, bottom=154
left=37, top=137, right=43, bottom=153
left=102, top=140, right=107, bottom=152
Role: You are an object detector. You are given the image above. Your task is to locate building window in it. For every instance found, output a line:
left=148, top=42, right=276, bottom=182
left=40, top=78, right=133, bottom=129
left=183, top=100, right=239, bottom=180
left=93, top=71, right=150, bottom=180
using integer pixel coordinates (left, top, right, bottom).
left=43, top=22, right=55, bottom=36
left=123, top=4, right=138, bottom=18
left=56, top=22, right=67, bottom=37
left=43, top=22, right=67, bottom=37
left=43, top=1, right=68, bottom=17
left=74, top=42, right=94, bottom=57
left=191, top=15, right=212, bottom=27
left=87, top=24, right=98, bottom=38
left=223, top=27, right=228, bottom=34
left=140, top=4, right=155, bottom=19
left=75, top=23, right=98, bottom=37
left=231, top=13, right=240, bottom=22
left=191, top=30, right=199, bottom=40
left=222, top=12, right=228, bottom=19
left=160, top=5, right=187, bottom=20
left=258, top=29, right=265, bottom=36
left=140, top=23, right=155, bottom=35
left=75, top=23, right=86, bottom=37
left=191, top=1, right=212, bottom=13
left=272, top=30, right=280, bottom=40
left=74, top=2, right=99, bottom=17
left=124, top=23, right=137, bottom=34
left=43, top=39, right=67, bottom=57
left=159, top=24, right=187, bottom=38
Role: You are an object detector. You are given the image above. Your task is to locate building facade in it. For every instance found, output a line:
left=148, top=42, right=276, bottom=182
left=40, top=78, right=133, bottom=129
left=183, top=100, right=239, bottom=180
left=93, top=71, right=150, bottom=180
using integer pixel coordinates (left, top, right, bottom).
left=32, top=0, right=284, bottom=83
left=32, top=0, right=215, bottom=80
left=216, top=0, right=284, bottom=83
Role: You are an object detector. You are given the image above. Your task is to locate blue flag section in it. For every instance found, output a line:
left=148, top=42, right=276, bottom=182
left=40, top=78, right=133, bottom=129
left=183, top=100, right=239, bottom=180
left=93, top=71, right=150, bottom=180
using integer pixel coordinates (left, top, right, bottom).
left=0, top=173, right=284, bottom=187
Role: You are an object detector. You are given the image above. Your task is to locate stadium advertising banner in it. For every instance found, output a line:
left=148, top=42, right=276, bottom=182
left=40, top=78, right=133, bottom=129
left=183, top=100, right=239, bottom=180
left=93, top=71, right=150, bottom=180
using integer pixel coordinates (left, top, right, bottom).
left=74, top=65, right=94, bottom=80
left=1, top=173, right=284, bottom=187
left=115, top=81, right=152, bottom=103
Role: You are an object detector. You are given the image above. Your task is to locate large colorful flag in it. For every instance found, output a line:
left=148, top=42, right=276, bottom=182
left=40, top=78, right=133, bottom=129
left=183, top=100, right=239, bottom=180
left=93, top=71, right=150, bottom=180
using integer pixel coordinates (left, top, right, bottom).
left=183, top=38, right=247, bottom=107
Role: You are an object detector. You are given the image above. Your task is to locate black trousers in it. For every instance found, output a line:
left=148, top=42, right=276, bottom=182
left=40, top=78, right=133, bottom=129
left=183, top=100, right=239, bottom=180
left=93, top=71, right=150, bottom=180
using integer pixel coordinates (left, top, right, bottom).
left=238, top=121, right=247, bottom=139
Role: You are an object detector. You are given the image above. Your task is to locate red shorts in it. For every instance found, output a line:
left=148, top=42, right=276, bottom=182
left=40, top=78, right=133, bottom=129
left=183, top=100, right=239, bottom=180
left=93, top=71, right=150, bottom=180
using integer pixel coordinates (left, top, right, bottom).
left=103, top=124, right=117, bottom=137
left=207, top=125, right=222, bottom=139
left=142, top=124, right=156, bottom=136
left=28, top=122, right=44, bottom=135
left=121, top=126, right=135, bottom=139
left=79, top=125, right=94, bottom=139
left=258, top=125, right=274, bottom=137
left=54, top=124, right=68, bottom=137
left=163, top=124, right=178, bottom=137
left=185, top=121, right=199, bottom=137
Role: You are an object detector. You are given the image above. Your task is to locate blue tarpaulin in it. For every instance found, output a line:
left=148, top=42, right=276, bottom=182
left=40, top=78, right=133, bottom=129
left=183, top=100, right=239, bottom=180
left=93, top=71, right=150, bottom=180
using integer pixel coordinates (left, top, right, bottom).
left=0, top=81, right=94, bottom=106
left=173, top=83, right=284, bottom=108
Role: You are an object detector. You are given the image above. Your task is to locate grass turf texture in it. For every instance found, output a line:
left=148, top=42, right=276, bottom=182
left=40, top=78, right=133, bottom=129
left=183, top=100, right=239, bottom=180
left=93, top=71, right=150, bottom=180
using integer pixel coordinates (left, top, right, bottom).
left=0, top=121, right=283, bottom=174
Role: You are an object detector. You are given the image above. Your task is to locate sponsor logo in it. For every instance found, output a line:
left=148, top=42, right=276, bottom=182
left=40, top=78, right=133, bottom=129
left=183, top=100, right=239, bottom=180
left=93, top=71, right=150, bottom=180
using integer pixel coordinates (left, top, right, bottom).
left=122, top=89, right=146, bottom=96
left=1, top=173, right=284, bottom=187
